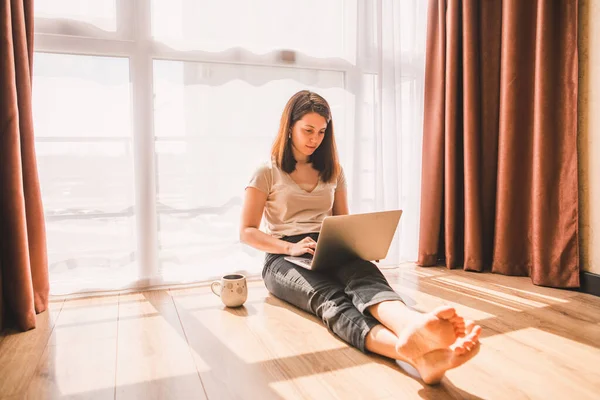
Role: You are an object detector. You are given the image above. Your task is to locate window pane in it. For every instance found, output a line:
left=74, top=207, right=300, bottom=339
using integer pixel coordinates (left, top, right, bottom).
left=35, top=0, right=117, bottom=32
left=34, top=53, right=132, bottom=138
left=151, top=0, right=355, bottom=62
left=153, top=60, right=346, bottom=281
left=33, top=53, right=136, bottom=294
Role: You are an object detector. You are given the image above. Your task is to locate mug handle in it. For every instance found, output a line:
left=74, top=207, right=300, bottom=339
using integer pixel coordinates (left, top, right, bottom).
left=211, top=281, right=222, bottom=297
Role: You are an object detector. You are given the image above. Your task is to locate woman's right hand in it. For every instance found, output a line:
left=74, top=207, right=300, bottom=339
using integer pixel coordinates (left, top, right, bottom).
left=287, top=237, right=317, bottom=256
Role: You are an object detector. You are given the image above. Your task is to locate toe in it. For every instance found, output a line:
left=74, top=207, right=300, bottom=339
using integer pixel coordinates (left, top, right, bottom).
left=452, top=339, right=471, bottom=354
left=464, top=320, right=475, bottom=332
left=470, top=325, right=482, bottom=339
left=433, top=305, right=456, bottom=320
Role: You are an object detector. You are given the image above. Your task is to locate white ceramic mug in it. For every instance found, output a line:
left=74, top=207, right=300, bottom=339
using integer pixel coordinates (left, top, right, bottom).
left=211, top=274, right=248, bottom=308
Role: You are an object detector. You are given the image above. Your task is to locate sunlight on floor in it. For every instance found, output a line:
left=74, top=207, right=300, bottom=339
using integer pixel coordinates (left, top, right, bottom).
left=116, top=294, right=202, bottom=387
left=477, top=327, right=600, bottom=398
left=391, top=283, right=500, bottom=321
left=50, top=338, right=116, bottom=396
left=499, top=327, right=600, bottom=357
left=485, top=282, right=571, bottom=303
left=434, top=277, right=551, bottom=308
left=178, top=301, right=349, bottom=364
left=51, top=296, right=118, bottom=346
left=434, top=283, right=524, bottom=312
left=267, top=366, right=385, bottom=400
left=399, top=268, right=443, bottom=278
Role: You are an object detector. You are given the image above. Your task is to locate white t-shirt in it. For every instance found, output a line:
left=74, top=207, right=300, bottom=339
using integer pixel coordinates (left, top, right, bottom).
left=246, top=161, right=347, bottom=237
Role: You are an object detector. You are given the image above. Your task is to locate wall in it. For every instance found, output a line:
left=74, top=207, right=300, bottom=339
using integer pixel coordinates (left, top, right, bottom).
left=578, top=0, right=600, bottom=275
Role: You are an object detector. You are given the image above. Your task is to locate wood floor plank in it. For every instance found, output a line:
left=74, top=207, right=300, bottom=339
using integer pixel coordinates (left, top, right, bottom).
left=422, top=267, right=578, bottom=300
left=519, top=303, right=600, bottom=349
left=0, top=299, right=64, bottom=398
left=545, top=293, right=600, bottom=323
left=384, top=264, right=578, bottom=302
left=20, top=296, right=120, bottom=400
left=392, top=269, right=560, bottom=312
left=115, top=291, right=206, bottom=400
left=491, top=325, right=600, bottom=394
left=49, top=295, right=119, bottom=346
left=429, top=274, right=573, bottom=309
left=23, top=337, right=117, bottom=400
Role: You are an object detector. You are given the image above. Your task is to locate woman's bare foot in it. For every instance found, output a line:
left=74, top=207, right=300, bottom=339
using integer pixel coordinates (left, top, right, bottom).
left=396, top=322, right=482, bottom=385
left=395, top=305, right=466, bottom=359
left=415, top=323, right=482, bottom=384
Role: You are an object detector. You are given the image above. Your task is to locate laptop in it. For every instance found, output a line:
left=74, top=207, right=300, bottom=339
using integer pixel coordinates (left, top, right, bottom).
left=284, top=210, right=402, bottom=270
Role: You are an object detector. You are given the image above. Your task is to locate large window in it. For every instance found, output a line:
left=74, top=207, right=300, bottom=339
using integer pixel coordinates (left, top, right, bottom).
left=33, top=1, right=426, bottom=294
left=152, top=61, right=347, bottom=283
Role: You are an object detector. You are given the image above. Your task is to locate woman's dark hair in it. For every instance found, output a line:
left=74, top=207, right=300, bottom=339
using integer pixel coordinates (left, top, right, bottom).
left=271, top=90, right=340, bottom=183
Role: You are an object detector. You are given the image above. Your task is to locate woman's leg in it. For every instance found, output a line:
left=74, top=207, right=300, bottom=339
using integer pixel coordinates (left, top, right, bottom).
left=330, top=259, right=470, bottom=358
left=262, top=254, right=380, bottom=353
left=364, top=324, right=400, bottom=359
left=263, top=254, right=482, bottom=384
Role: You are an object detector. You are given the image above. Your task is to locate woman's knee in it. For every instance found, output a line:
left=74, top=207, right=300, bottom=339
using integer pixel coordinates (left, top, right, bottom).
left=264, top=263, right=350, bottom=316
left=262, top=260, right=320, bottom=311
left=349, top=258, right=381, bottom=272
left=262, top=262, right=291, bottom=296
left=336, top=258, right=386, bottom=282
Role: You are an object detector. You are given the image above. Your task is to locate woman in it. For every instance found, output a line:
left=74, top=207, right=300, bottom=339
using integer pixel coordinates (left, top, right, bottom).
left=240, top=90, right=481, bottom=384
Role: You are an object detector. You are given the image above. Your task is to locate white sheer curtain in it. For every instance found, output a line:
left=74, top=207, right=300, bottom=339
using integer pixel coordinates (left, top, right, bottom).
left=369, top=0, right=428, bottom=264
left=32, top=0, right=427, bottom=294
left=342, top=0, right=427, bottom=266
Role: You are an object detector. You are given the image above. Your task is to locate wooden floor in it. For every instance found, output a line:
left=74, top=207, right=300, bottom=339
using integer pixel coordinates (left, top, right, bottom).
left=1, top=265, right=599, bottom=400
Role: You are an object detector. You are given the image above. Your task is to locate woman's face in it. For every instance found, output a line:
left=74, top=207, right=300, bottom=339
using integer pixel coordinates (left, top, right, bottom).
left=290, top=112, right=327, bottom=159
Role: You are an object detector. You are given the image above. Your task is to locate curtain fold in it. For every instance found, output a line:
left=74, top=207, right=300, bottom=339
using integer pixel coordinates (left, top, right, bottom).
left=418, top=0, right=579, bottom=288
left=1, top=0, right=49, bottom=331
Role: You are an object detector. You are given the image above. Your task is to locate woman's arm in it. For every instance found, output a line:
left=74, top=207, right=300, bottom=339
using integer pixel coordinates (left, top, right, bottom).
left=239, top=188, right=290, bottom=254
left=332, top=188, right=349, bottom=216
left=239, top=187, right=316, bottom=256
